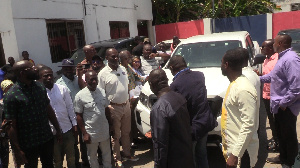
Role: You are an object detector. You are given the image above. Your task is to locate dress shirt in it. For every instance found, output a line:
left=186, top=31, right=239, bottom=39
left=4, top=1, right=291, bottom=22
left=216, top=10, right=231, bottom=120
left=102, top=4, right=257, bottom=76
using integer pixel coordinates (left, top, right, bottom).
left=262, top=53, right=278, bottom=99
left=46, top=83, right=77, bottom=134
left=260, top=48, right=300, bottom=116
left=74, top=87, right=110, bottom=142
left=221, top=75, right=259, bottom=167
left=98, top=65, right=129, bottom=104
left=56, top=75, right=81, bottom=101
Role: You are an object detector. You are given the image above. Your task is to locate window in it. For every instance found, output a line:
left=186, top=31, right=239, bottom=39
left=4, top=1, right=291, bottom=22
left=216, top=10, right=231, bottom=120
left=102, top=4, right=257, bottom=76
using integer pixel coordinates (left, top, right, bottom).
left=109, top=21, right=130, bottom=39
left=46, top=20, right=85, bottom=63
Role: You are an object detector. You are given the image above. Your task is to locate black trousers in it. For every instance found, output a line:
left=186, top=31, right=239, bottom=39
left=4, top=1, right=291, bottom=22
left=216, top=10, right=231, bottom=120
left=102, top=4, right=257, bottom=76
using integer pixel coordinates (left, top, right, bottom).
left=262, top=98, right=278, bottom=142
left=240, top=150, right=250, bottom=168
left=23, top=138, right=54, bottom=168
left=275, top=107, right=298, bottom=166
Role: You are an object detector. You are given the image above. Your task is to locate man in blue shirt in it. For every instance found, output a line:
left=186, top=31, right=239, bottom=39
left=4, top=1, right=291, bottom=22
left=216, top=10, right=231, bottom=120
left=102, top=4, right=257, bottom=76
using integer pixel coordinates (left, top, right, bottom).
left=261, top=34, right=300, bottom=167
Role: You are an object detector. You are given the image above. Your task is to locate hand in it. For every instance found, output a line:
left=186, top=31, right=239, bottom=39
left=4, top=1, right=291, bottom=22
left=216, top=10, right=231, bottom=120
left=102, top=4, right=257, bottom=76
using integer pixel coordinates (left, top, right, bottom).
left=56, top=130, right=63, bottom=144
left=145, top=132, right=152, bottom=139
left=15, top=149, right=28, bottom=165
left=280, top=106, right=286, bottom=111
left=149, top=53, right=158, bottom=59
left=226, top=154, right=238, bottom=168
left=83, top=133, right=91, bottom=144
left=253, top=69, right=260, bottom=76
left=76, top=63, right=87, bottom=76
left=72, top=126, right=78, bottom=138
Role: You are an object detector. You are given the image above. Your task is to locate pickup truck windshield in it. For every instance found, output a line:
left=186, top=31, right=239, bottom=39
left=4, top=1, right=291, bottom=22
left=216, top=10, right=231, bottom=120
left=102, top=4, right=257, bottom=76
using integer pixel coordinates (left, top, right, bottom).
left=173, top=40, right=242, bottom=68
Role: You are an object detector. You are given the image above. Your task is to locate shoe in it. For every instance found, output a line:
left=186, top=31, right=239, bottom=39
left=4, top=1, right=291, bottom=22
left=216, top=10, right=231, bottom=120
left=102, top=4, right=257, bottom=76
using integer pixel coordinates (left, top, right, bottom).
left=123, top=156, right=139, bottom=161
left=115, top=160, right=124, bottom=168
left=266, top=155, right=282, bottom=164
left=131, top=143, right=138, bottom=149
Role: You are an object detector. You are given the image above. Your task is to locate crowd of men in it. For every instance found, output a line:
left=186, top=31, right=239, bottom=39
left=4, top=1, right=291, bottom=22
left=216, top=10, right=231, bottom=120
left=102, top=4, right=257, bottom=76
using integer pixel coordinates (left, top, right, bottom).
left=0, top=33, right=300, bottom=168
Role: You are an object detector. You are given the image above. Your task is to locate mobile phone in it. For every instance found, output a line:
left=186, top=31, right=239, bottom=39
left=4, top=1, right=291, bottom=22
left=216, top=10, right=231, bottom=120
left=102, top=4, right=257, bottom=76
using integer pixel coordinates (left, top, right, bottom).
left=83, top=64, right=91, bottom=69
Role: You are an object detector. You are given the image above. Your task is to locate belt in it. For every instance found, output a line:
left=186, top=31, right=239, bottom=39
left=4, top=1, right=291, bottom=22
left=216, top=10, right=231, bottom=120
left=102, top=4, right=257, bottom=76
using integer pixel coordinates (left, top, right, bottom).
left=110, top=101, right=127, bottom=106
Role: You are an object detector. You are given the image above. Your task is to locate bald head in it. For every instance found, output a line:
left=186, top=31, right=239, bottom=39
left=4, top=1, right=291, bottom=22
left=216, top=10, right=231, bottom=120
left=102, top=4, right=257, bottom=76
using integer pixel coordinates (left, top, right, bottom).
left=168, top=55, right=187, bottom=75
left=83, top=45, right=96, bottom=61
left=274, top=34, right=292, bottom=53
left=149, top=69, right=169, bottom=95
left=13, top=60, right=32, bottom=77
left=261, top=39, right=275, bottom=57
left=119, top=50, right=131, bottom=67
left=85, top=70, right=98, bottom=91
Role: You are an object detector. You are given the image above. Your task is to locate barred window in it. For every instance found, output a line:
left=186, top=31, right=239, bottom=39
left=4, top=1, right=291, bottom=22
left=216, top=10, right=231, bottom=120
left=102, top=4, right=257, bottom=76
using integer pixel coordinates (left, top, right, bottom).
left=46, top=20, right=85, bottom=63
left=109, top=21, right=130, bottom=39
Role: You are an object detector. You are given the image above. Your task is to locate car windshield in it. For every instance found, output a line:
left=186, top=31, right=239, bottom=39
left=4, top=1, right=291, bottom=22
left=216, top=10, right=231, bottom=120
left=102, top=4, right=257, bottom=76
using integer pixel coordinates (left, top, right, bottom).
left=282, top=31, right=300, bottom=43
left=173, top=40, right=242, bottom=68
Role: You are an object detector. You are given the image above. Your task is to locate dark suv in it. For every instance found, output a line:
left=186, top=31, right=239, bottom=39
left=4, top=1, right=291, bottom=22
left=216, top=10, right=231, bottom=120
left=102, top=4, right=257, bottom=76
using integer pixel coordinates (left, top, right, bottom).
left=278, top=29, right=300, bottom=55
left=70, top=36, right=145, bottom=64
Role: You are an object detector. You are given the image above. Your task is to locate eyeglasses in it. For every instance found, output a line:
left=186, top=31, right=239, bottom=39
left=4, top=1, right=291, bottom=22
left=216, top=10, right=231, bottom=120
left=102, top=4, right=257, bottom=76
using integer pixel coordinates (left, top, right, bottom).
left=92, top=60, right=101, bottom=64
left=133, top=61, right=141, bottom=64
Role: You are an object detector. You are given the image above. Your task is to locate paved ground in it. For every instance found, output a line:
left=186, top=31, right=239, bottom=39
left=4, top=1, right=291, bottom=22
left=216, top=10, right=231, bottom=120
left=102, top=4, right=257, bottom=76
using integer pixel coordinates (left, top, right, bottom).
left=7, top=99, right=300, bottom=167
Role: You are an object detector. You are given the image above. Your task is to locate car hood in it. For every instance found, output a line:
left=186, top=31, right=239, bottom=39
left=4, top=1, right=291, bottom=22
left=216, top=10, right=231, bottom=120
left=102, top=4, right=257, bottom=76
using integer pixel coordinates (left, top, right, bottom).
left=141, top=67, right=230, bottom=99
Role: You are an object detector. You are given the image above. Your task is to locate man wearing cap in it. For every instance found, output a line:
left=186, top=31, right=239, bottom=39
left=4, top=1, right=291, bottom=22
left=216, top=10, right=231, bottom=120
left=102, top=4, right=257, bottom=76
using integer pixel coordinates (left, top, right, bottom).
left=56, top=59, right=84, bottom=168
left=98, top=48, right=139, bottom=168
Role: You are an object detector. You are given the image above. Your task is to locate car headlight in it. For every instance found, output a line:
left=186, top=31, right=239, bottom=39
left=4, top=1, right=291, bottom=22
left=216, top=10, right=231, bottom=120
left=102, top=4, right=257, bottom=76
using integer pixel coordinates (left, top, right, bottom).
left=208, top=96, right=223, bottom=118
left=139, top=93, right=157, bottom=109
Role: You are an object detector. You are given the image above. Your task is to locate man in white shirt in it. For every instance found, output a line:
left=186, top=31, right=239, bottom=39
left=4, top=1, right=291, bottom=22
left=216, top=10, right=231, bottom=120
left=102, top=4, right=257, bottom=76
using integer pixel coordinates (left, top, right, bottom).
left=98, top=48, right=138, bottom=168
left=75, top=70, right=112, bottom=168
left=40, top=66, right=77, bottom=168
left=221, top=48, right=259, bottom=168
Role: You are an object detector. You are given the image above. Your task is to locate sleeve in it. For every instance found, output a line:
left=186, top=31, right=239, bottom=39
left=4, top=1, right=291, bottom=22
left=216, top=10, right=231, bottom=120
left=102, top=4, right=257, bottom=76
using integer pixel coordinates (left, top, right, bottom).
left=3, top=94, right=17, bottom=120
left=231, top=89, right=258, bottom=157
left=279, top=59, right=300, bottom=108
left=63, top=87, right=77, bottom=126
left=260, top=72, right=271, bottom=83
left=98, top=71, right=107, bottom=92
left=150, top=106, right=169, bottom=168
left=74, top=93, right=83, bottom=114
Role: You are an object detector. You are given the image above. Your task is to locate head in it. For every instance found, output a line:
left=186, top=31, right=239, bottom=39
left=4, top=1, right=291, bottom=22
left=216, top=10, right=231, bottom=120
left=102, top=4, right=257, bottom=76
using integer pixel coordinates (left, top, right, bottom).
left=221, top=49, right=244, bottom=78
left=91, top=55, right=104, bottom=73
left=134, top=36, right=142, bottom=44
left=119, top=50, right=131, bottom=68
left=261, top=39, right=275, bottom=57
left=168, top=55, right=187, bottom=76
left=273, top=34, right=292, bottom=53
left=83, top=45, right=96, bottom=62
left=144, top=38, right=151, bottom=45
left=235, top=47, right=249, bottom=68
left=85, top=70, right=98, bottom=91
left=35, top=64, right=46, bottom=81
left=13, top=60, right=37, bottom=82
left=8, top=57, right=15, bottom=66
left=1, top=80, right=14, bottom=94
left=172, top=36, right=181, bottom=49
left=158, top=42, right=167, bottom=52
left=106, top=48, right=119, bottom=67
left=60, top=59, right=76, bottom=80
left=40, top=66, right=54, bottom=89
left=22, top=51, right=29, bottom=60
left=143, top=44, right=152, bottom=59
left=131, top=56, right=141, bottom=70
left=148, top=69, right=169, bottom=96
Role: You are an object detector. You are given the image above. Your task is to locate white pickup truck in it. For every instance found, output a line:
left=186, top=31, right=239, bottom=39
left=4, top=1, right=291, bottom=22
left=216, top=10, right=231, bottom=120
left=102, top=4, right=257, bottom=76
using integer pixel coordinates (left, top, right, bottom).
left=134, top=31, right=261, bottom=145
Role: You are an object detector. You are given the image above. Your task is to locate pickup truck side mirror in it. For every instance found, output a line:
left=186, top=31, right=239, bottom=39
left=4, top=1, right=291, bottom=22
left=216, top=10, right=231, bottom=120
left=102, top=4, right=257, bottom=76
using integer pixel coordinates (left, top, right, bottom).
left=252, top=54, right=266, bottom=66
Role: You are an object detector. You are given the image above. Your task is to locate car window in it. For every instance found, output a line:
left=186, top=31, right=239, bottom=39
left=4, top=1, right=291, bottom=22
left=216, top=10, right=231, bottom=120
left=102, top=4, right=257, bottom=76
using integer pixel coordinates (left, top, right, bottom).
left=173, top=40, right=242, bottom=68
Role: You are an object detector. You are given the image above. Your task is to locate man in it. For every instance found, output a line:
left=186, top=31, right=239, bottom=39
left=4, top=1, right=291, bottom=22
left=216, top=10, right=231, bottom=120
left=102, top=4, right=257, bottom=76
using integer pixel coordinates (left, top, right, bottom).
left=140, top=44, right=161, bottom=75
left=170, top=36, right=181, bottom=53
left=40, top=66, right=77, bottom=168
left=149, top=69, right=194, bottom=168
left=1, top=57, right=15, bottom=74
left=82, top=45, right=97, bottom=65
left=168, top=55, right=216, bottom=168
left=221, top=49, right=259, bottom=168
left=21, top=51, right=35, bottom=65
left=75, top=70, right=112, bottom=168
left=257, top=39, right=279, bottom=151
left=78, top=54, right=105, bottom=89
left=4, top=60, right=62, bottom=168
left=98, top=48, right=138, bottom=168
left=56, top=59, right=83, bottom=168
left=132, top=36, right=144, bottom=56
left=261, top=34, right=300, bottom=167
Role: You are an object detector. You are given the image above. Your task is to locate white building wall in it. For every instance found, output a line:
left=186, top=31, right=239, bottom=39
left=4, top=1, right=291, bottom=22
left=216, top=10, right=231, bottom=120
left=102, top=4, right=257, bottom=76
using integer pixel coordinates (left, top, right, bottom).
left=1, top=0, right=153, bottom=74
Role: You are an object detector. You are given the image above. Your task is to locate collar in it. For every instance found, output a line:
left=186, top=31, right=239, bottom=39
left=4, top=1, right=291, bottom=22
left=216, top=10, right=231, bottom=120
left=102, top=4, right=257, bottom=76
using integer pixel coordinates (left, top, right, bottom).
left=106, top=65, right=120, bottom=72
left=62, top=75, right=75, bottom=83
left=278, top=48, right=291, bottom=59
left=173, top=68, right=189, bottom=81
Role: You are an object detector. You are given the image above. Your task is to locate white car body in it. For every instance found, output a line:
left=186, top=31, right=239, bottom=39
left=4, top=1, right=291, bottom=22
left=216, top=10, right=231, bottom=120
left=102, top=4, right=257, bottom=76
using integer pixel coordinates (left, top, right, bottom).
left=135, top=31, right=260, bottom=142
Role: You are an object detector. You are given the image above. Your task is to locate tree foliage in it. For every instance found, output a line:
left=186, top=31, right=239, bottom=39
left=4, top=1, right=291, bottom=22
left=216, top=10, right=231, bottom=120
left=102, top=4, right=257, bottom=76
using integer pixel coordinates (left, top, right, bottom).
left=152, top=0, right=280, bottom=25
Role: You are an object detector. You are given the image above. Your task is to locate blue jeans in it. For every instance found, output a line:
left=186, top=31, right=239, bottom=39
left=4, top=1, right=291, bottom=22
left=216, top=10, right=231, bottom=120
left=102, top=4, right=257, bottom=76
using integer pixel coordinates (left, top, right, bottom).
left=53, top=130, right=76, bottom=168
left=193, top=133, right=209, bottom=168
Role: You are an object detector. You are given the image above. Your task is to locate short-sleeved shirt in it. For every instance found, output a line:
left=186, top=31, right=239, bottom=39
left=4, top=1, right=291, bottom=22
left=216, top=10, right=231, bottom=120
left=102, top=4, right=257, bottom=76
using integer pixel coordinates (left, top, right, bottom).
left=74, top=87, right=109, bottom=142
left=262, top=53, right=278, bottom=99
left=140, top=56, right=161, bottom=75
left=4, top=81, right=53, bottom=149
left=56, top=75, right=80, bottom=101
left=98, top=65, right=129, bottom=104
